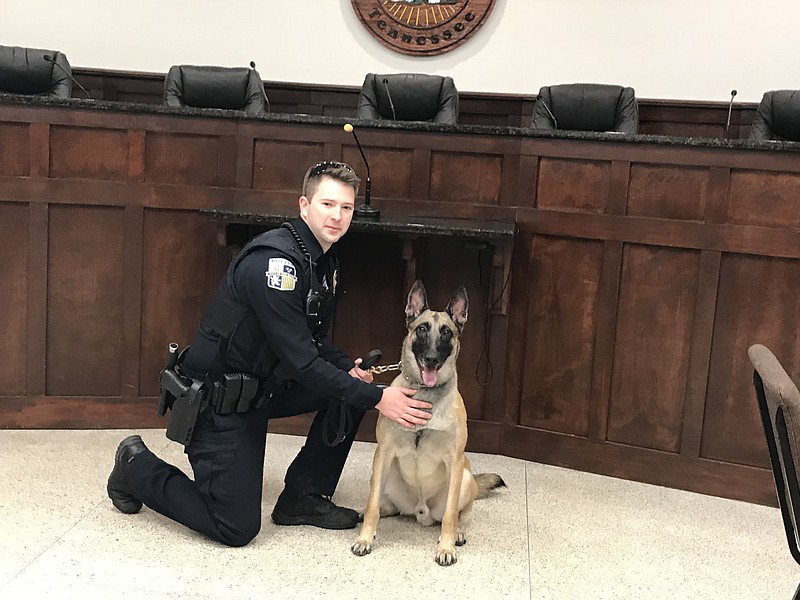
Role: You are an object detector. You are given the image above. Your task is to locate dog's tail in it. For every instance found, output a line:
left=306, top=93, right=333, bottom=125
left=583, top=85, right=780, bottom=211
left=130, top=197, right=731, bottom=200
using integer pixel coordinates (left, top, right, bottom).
left=474, top=473, right=506, bottom=499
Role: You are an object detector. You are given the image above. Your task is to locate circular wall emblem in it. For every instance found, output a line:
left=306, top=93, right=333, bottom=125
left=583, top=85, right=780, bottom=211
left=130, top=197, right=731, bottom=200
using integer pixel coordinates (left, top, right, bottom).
left=351, top=0, right=497, bottom=57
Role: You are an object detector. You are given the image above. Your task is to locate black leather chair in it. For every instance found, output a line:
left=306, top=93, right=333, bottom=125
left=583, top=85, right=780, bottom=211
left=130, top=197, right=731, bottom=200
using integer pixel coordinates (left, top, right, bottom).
left=164, top=65, right=267, bottom=114
left=749, top=90, right=800, bottom=142
left=357, top=73, right=459, bottom=125
left=749, top=343, right=800, bottom=600
left=0, top=45, right=73, bottom=99
left=532, top=83, right=639, bottom=134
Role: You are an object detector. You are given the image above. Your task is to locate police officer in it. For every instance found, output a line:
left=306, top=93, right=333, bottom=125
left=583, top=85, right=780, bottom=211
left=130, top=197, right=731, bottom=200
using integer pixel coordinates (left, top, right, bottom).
left=106, top=161, right=432, bottom=547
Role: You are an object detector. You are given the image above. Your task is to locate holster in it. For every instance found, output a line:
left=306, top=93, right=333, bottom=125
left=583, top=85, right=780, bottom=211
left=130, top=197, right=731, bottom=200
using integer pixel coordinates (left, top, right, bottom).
left=156, top=343, right=206, bottom=446
left=165, top=380, right=206, bottom=446
left=156, top=344, right=280, bottom=446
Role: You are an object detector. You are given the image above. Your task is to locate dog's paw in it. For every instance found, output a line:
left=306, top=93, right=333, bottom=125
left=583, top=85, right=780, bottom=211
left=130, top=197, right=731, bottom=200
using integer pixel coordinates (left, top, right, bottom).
left=434, top=544, right=458, bottom=566
left=351, top=540, right=373, bottom=557
left=455, top=532, right=467, bottom=546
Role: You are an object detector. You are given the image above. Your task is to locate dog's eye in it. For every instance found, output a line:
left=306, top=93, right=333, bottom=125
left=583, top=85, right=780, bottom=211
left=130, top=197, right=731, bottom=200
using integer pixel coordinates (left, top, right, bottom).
left=416, top=323, right=429, bottom=335
left=440, top=326, right=452, bottom=340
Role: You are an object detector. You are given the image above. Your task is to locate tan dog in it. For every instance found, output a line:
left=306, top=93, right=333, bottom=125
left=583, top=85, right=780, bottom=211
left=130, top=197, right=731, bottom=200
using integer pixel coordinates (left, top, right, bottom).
left=352, top=280, right=505, bottom=566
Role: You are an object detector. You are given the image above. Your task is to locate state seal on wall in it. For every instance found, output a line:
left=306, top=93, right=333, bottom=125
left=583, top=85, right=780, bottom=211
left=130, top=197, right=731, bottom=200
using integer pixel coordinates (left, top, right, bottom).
left=351, top=0, right=497, bottom=57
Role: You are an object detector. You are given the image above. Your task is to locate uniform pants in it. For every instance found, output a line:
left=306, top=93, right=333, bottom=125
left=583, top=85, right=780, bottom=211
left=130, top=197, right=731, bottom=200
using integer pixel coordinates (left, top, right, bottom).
left=125, top=383, right=366, bottom=547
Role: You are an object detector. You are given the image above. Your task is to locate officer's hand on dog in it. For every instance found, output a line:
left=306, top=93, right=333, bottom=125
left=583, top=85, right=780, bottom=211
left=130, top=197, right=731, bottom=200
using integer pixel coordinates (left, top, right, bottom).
left=349, top=358, right=374, bottom=383
left=376, top=387, right=432, bottom=428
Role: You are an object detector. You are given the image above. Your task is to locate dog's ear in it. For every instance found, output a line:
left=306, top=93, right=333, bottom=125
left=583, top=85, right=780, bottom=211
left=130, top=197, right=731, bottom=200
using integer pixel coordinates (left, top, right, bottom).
left=405, top=279, right=429, bottom=325
left=445, top=285, right=469, bottom=333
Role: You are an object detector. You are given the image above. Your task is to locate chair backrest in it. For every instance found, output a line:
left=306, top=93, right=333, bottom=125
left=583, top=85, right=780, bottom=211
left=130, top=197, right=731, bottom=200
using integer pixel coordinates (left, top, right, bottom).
left=532, top=83, right=639, bottom=134
left=748, top=343, right=800, bottom=566
left=164, top=65, right=267, bottom=114
left=357, top=73, right=459, bottom=125
left=749, top=90, right=800, bottom=142
left=0, top=45, right=73, bottom=99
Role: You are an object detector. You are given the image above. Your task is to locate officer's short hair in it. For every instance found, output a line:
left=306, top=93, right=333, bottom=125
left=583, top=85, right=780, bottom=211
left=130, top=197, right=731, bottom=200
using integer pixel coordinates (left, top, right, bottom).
left=302, top=161, right=361, bottom=199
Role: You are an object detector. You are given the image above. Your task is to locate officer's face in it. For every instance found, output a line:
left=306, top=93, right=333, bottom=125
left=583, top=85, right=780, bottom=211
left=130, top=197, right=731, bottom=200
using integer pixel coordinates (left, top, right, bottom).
left=299, top=176, right=355, bottom=252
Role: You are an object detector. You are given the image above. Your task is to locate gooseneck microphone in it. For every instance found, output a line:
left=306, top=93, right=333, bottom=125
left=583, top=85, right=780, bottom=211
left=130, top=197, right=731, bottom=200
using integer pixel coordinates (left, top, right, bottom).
left=249, top=61, right=271, bottom=114
left=343, top=123, right=379, bottom=220
left=725, top=89, right=738, bottom=139
left=43, top=54, right=92, bottom=100
left=382, top=78, right=397, bottom=121
left=536, top=95, right=558, bottom=129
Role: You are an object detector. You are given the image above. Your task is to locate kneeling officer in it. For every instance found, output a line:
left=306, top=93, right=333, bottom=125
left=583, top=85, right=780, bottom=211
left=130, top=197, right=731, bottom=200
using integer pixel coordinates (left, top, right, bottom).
left=107, top=161, right=432, bottom=547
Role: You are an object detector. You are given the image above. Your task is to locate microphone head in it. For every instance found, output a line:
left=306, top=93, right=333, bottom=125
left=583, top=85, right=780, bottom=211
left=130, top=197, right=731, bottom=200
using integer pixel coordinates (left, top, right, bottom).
left=249, top=61, right=256, bottom=69
left=343, top=123, right=354, bottom=133
left=731, top=89, right=738, bottom=97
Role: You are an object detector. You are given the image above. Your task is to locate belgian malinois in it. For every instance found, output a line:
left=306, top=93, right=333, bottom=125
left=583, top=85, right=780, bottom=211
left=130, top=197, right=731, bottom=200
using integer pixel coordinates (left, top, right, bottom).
left=352, top=280, right=505, bottom=566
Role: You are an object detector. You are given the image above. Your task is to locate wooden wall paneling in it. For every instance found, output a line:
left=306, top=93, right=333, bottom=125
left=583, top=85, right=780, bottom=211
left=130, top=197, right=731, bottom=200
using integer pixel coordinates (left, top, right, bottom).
left=481, top=318, right=508, bottom=424
left=429, top=151, right=503, bottom=204
left=49, top=126, right=128, bottom=180
left=531, top=138, right=799, bottom=173
left=0, top=121, right=30, bottom=176
left=501, top=424, right=776, bottom=505
left=498, top=152, right=521, bottom=207
left=127, top=131, right=146, bottom=182
left=415, top=237, right=491, bottom=423
left=121, top=206, right=144, bottom=398
left=500, top=233, right=533, bottom=429
left=627, top=164, right=710, bottom=220
left=607, top=160, right=630, bottom=215
left=727, top=170, right=800, bottom=229
left=340, top=143, right=415, bottom=201
left=606, top=245, right=701, bottom=453
left=703, top=166, right=731, bottom=224
left=217, top=135, right=238, bottom=188
left=679, top=250, right=721, bottom=458
left=47, top=205, right=125, bottom=396
left=29, top=123, right=49, bottom=177
left=519, top=236, right=605, bottom=436
left=252, top=139, right=327, bottom=191
left=518, top=210, right=799, bottom=259
left=0, top=204, right=30, bottom=395
left=145, top=132, right=222, bottom=186
left=587, top=241, right=623, bottom=441
left=235, top=133, right=255, bottom=189
left=701, top=253, right=800, bottom=468
left=331, top=232, right=406, bottom=383
left=26, top=203, right=48, bottom=397
left=512, top=153, right=538, bottom=208
left=139, top=210, right=222, bottom=396
left=537, top=158, right=611, bottom=213
left=409, top=148, right=432, bottom=201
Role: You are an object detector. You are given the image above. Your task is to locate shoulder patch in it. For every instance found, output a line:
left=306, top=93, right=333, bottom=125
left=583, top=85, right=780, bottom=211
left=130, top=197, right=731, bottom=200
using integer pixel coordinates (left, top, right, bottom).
left=266, top=257, right=297, bottom=291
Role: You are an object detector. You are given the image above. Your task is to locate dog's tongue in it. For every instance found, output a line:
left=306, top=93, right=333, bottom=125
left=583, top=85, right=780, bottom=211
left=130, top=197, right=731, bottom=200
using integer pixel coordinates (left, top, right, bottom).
left=421, top=366, right=438, bottom=387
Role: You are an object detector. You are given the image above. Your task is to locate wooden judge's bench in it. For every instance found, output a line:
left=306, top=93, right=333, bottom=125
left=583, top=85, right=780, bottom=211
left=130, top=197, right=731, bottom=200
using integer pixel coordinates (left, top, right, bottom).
left=0, top=90, right=797, bottom=506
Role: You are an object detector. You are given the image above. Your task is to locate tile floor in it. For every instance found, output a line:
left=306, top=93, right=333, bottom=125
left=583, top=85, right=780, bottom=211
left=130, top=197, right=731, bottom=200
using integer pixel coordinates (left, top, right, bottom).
left=1, top=429, right=797, bottom=600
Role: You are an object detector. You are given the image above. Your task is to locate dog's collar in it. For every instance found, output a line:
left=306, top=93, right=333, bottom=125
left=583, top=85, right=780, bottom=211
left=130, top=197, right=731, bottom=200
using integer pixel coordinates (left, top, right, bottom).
left=402, top=372, right=447, bottom=390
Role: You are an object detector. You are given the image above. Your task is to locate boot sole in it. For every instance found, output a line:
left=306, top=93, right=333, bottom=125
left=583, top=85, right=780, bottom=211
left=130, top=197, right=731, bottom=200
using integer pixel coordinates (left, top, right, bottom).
left=107, top=435, right=144, bottom=514
left=271, top=508, right=359, bottom=530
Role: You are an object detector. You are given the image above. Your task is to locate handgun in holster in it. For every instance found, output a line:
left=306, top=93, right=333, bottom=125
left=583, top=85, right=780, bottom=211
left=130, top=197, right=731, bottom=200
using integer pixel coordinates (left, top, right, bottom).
left=157, top=343, right=206, bottom=446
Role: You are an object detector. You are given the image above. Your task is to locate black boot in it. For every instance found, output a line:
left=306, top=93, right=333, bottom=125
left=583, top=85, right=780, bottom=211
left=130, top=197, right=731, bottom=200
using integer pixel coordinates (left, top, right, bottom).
left=271, top=487, right=362, bottom=529
left=107, top=435, right=147, bottom=514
